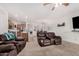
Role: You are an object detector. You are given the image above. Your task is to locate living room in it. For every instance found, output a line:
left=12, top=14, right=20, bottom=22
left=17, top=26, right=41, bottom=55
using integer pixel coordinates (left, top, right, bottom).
left=0, top=3, right=79, bottom=56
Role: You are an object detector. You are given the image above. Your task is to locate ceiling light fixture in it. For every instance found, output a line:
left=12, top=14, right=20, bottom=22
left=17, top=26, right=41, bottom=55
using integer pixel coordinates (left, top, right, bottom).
left=43, top=3, right=69, bottom=11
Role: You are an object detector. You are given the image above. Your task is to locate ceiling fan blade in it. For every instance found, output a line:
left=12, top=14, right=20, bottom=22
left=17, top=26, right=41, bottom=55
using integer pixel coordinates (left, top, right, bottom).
left=51, top=6, right=55, bottom=11
left=43, top=3, right=51, bottom=6
left=62, top=3, right=69, bottom=6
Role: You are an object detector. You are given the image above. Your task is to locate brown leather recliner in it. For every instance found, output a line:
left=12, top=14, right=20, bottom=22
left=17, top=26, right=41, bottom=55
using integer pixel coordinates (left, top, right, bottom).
left=37, top=31, right=52, bottom=47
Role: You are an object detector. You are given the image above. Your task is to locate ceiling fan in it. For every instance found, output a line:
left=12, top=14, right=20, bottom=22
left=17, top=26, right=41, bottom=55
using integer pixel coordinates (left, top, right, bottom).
left=43, top=3, right=69, bottom=11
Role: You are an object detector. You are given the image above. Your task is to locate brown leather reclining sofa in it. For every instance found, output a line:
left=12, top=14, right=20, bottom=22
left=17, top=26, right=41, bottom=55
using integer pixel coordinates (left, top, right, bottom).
left=0, top=34, right=27, bottom=56
left=37, top=31, right=62, bottom=47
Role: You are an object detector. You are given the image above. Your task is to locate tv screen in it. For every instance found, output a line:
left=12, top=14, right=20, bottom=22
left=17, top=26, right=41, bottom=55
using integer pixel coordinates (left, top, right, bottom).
left=72, top=16, right=79, bottom=29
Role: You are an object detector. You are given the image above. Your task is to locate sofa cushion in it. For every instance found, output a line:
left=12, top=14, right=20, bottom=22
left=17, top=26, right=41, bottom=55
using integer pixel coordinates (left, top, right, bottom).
left=37, top=31, right=47, bottom=37
left=0, top=44, right=15, bottom=53
left=46, top=32, right=55, bottom=38
left=0, top=35, right=6, bottom=41
left=16, top=37, right=25, bottom=41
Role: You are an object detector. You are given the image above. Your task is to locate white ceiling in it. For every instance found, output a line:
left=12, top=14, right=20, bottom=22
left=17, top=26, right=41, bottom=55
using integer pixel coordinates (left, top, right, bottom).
left=0, top=3, right=79, bottom=22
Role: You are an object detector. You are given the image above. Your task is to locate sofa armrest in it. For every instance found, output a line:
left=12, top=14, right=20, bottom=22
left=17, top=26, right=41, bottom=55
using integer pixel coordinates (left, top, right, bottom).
left=15, top=37, right=25, bottom=41
left=54, top=36, right=62, bottom=39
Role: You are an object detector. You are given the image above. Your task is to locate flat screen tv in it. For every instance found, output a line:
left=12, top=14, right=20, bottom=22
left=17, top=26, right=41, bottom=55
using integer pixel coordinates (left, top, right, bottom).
left=72, top=16, right=79, bottom=29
